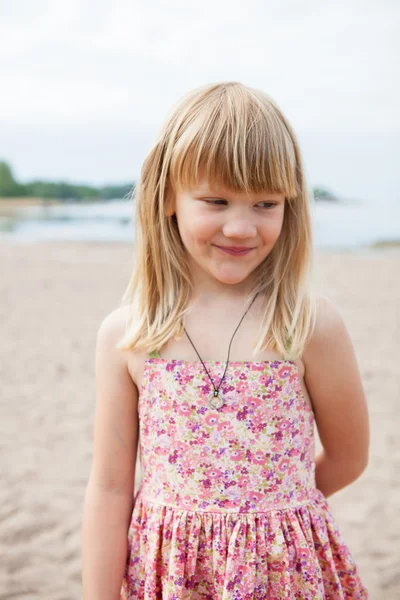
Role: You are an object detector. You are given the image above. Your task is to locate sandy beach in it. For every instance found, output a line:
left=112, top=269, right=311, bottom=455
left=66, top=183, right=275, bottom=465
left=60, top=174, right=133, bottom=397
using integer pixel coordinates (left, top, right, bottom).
left=0, top=241, right=399, bottom=599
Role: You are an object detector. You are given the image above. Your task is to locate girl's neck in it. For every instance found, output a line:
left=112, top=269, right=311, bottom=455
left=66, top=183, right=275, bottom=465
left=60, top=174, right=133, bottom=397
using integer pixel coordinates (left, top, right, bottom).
left=189, top=289, right=261, bottom=314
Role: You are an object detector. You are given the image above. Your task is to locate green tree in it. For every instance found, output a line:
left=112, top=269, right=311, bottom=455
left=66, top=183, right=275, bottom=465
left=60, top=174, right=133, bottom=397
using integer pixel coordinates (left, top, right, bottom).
left=313, top=186, right=338, bottom=202
left=99, top=184, right=134, bottom=200
left=0, top=161, right=27, bottom=197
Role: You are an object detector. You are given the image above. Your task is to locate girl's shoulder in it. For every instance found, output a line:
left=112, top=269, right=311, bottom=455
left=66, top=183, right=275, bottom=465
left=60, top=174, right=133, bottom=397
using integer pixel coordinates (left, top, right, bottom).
left=305, top=293, right=346, bottom=354
left=97, top=305, right=148, bottom=390
left=292, top=294, right=340, bottom=379
left=97, top=305, right=130, bottom=348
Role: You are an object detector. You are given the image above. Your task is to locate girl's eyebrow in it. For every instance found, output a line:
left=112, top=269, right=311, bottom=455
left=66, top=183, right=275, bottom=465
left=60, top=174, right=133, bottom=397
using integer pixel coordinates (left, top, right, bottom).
left=194, top=189, right=282, bottom=200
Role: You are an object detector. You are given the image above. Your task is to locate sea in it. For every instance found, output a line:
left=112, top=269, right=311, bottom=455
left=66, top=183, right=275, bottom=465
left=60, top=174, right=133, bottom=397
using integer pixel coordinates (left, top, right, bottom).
left=0, top=198, right=399, bottom=252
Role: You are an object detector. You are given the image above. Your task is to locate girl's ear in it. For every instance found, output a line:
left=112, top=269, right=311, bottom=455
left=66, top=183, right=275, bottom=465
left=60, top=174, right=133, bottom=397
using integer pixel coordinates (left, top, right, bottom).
left=164, top=183, right=176, bottom=217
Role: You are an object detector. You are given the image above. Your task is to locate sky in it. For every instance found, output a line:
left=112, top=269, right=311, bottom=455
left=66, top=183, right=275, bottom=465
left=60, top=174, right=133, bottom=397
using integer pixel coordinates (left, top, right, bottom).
left=1, top=0, right=399, bottom=204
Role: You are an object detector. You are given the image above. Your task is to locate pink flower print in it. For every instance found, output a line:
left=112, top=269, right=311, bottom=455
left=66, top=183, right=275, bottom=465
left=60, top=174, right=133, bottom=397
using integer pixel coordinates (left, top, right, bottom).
left=278, top=458, right=290, bottom=472
left=223, top=384, right=235, bottom=393
left=247, top=490, right=264, bottom=503
left=166, top=362, right=177, bottom=372
left=230, top=449, right=245, bottom=462
left=276, top=419, right=292, bottom=431
left=180, top=455, right=192, bottom=473
left=289, top=372, right=297, bottom=383
left=278, top=365, right=292, bottom=379
left=199, top=448, right=210, bottom=459
left=250, top=414, right=269, bottom=434
left=164, top=491, right=175, bottom=504
left=252, top=450, right=266, bottom=465
left=250, top=363, right=267, bottom=371
left=158, top=398, right=171, bottom=411
left=238, top=476, right=250, bottom=488
left=204, top=413, right=220, bottom=427
left=220, top=499, right=238, bottom=509
left=154, top=446, right=170, bottom=456
left=236, top=381, right=248, bottom=393
left=270, top=560, right=285, bottom=573
left=247, top=396, right=262, bottom=409
left=168, top=449, right=178, bottom=464
left=236, top=406, right=249, bottom=421
left=176, top=402, right=192, bottom=417
left=236, top=564, right=249, bottom=577
left=245, top=448, right=253, bottom=463
left=297, top=488, right=307, bottom=501
left=298, top=547, right=311, bottom=562
left=200, top=478, right=212, bottom=489
left=271, top=442, right=284, bottom=453
left=260, top=467, right=272, bottom=479
left=175, top=441, right=190, bottom=453
left=216, top=420, right=233, bottom=433
left=224, top=403, right=238, bottom=414
left=204, top=467, right=222, bottom=479
left=290, top=447, right=301, bottom=457
left=293, top=380, right=302, bottom=394
left=180, top=495, right=196, bottom=510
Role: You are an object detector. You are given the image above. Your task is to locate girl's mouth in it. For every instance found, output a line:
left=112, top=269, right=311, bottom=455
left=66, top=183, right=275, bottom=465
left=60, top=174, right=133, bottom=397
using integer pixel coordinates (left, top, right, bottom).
left=214, top=245, right=254, bottom=256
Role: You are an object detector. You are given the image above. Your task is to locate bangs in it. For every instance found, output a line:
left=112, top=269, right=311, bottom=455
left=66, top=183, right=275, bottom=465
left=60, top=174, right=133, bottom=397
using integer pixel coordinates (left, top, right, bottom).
left=168, top=84, right=299, bottom=199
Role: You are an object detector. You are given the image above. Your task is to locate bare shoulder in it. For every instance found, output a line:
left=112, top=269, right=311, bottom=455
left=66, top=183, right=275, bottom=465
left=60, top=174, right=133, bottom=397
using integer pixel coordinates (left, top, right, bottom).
left=95, top=304, right=137, bottom=399
left=302, top=293, right=369, bottom=466
left=97, top=305, right=131, bottom=340
left=97, top=305, right=146, bottom=390
left=303, top=292, right=355, bottom=382
left=308, top=294, right=344, bottom=346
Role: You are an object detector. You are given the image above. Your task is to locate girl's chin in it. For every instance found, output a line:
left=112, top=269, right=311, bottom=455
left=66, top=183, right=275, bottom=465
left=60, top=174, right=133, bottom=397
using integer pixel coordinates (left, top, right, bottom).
left=209, top=268, right=255, bottom=285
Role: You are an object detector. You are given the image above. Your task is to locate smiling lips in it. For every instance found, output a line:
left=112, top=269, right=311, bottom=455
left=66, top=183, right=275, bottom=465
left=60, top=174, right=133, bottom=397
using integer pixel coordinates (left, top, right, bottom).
left=215, top=245, right=254, bottom=256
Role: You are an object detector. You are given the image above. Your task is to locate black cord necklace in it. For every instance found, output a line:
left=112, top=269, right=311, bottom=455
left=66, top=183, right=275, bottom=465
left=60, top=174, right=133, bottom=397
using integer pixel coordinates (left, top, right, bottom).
left=183, top=292, right=259, bottom=410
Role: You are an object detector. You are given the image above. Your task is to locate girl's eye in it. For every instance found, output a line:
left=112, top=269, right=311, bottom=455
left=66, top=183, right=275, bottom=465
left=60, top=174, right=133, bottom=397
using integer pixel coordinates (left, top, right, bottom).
left=204, top=199, right=277, bottom=208
left=257, top=202, right=277, bottom=209
left=205, top=199, right=227, bottom=205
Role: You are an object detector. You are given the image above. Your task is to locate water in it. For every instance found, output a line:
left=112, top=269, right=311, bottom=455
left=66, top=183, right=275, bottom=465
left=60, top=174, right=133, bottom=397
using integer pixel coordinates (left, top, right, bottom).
left=0, top=198, right=399, bottom=251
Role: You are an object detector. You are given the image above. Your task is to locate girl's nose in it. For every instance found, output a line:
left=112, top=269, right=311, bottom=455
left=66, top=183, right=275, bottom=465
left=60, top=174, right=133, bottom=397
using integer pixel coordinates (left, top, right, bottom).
left=222, top=218, right=257, bottom=239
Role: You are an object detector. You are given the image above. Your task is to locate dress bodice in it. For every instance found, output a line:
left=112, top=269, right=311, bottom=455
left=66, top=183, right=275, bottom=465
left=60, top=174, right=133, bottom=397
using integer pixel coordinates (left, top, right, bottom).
left=138, top=357, right=316, bottom=513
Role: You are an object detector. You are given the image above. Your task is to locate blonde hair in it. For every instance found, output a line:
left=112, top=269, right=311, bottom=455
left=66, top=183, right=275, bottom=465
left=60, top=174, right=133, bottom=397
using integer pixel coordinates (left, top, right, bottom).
left=117, top=81, right=317, bottom=361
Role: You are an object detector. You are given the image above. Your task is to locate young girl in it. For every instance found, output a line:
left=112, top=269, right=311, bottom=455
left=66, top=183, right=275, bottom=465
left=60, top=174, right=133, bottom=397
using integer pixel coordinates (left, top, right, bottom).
left=81, top=82, right=370, bottom=599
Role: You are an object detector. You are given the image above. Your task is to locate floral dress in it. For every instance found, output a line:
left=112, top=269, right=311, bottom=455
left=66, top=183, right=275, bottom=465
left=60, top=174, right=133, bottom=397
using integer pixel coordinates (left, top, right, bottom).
left=120, top=353, right=369, bottom=599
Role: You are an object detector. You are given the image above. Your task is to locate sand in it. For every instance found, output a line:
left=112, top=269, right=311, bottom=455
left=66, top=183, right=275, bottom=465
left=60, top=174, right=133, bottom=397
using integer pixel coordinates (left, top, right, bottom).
left=0, top=241, right=399, bottom=599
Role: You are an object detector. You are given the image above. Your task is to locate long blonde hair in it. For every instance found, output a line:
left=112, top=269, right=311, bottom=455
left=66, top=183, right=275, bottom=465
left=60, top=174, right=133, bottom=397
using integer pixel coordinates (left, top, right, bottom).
left=117, top=81, right=317, bottom=360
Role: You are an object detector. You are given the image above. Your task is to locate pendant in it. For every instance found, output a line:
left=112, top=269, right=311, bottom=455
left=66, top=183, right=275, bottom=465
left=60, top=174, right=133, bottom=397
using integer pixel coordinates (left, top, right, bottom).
left=207, top=390, right=225, bottom=410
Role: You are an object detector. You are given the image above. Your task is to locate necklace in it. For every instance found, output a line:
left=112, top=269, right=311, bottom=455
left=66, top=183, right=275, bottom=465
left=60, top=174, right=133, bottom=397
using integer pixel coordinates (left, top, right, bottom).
left=183, top=292, right=259, bottom=410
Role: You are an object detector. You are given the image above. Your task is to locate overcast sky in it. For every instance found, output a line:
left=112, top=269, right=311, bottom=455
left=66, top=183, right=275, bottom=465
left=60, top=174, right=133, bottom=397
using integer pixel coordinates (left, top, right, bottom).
left=1, top=0, right=399, bottom=204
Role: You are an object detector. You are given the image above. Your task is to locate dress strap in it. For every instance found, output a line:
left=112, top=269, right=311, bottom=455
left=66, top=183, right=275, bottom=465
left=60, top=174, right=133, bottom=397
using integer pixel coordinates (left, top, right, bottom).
left=148, top=349, right=161, bottom=358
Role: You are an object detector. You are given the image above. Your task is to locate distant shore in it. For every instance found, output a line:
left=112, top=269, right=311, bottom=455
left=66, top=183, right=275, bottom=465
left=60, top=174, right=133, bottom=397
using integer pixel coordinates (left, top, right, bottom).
left=0, top=197, right=61, bottom=209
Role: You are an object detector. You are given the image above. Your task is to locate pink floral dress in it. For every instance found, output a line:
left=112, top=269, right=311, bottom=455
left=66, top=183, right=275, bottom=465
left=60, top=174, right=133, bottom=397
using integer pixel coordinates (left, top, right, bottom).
left=120, top=353, right=369, bottom=599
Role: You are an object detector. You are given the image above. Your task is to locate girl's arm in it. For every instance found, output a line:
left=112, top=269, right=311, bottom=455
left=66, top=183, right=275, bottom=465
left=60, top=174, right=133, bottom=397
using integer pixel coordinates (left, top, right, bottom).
left=81, top=308, right=139, bottom=600
left=303, top=295, right=370, bottom=498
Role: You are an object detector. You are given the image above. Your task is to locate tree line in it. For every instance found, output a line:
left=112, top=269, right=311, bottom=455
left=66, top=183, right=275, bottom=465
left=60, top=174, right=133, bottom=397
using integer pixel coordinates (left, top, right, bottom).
left=0, top=161, right=134, bottom=201
left=0, top=160, right=337, bottom=202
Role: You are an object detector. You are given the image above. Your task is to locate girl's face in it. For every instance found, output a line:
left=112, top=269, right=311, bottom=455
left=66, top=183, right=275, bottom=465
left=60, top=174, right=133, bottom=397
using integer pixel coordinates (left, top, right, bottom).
left=170, top=177, right=286, bottom=289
